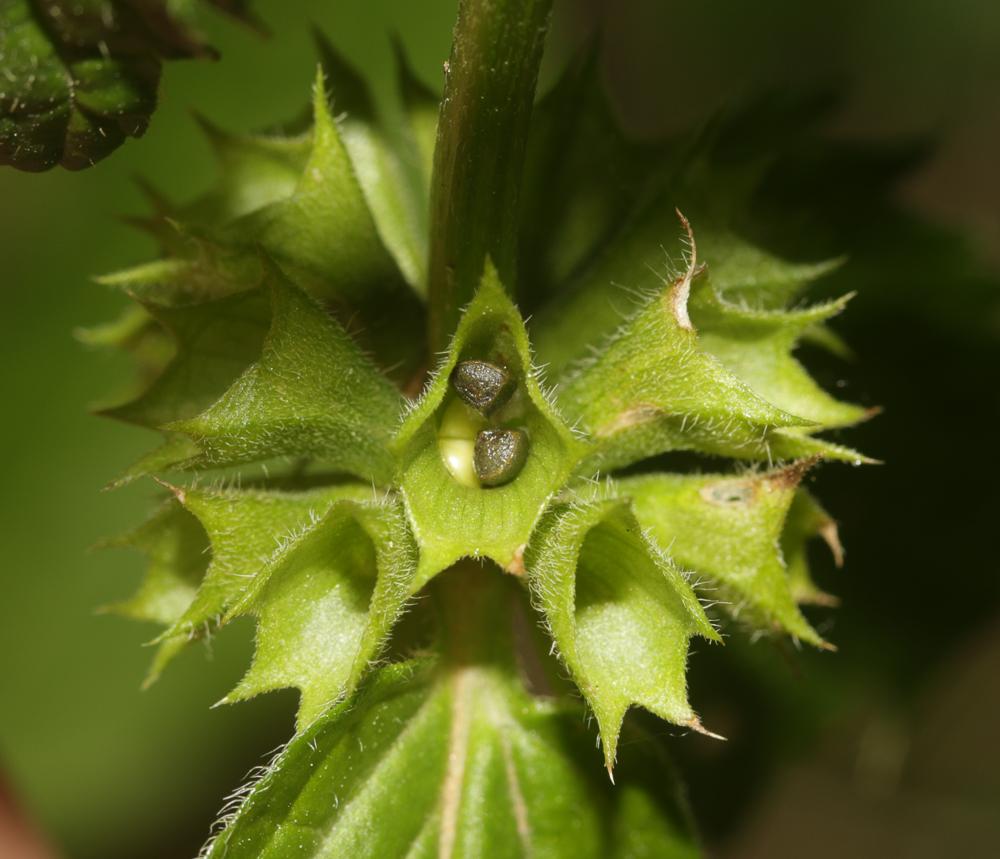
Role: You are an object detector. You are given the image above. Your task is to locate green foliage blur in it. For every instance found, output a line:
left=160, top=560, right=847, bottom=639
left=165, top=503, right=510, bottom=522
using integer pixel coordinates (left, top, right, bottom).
left=1, top=1, right=997, bottom=857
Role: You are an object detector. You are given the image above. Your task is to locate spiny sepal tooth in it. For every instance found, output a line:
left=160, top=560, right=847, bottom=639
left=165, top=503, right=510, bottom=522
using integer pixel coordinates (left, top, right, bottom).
left=525, top=491, right=720, bottom=771
left=112, top=268, right=403, bottom=487
left=221, top=495, right=418, bottom=729
left=621, top=460, right=835, bottom=647
left=546, top=213, right=871, bottom=471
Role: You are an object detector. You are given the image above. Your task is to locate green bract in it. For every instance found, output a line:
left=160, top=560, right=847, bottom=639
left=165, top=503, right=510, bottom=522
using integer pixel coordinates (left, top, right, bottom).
left=393, top=267, right=585, bottom=583
left=620, top=463, right=828, bottom=647
left=223, top=495, right=418, bottom=728
left=526, top=495, right=720, bottom=770
left=117, top=270, right=404, bottom=486
left=85, top=5, right=877, bottom=856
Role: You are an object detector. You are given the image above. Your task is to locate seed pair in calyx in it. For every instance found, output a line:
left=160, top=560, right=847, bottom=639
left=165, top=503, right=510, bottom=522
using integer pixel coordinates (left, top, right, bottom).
left=439, top=360, right=529, bottom=488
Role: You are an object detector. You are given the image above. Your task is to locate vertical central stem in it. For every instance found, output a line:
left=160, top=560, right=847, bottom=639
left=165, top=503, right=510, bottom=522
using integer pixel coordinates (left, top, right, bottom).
left=435, top=561, right=514, bottom=666
left=426, top=0, right=553, bottom=353
left=433, top=561, right=563, bottom=696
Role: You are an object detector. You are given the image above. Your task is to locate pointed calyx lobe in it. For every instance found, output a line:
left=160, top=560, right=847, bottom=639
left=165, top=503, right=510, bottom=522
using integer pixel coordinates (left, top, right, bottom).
left=102, top=498, right=209, bottom=632
left=782, top=490, right=844, bottom=606
left=393, top=263, right=583, bottom=585
left=526, top=495, right=719, bottom=770
left=114, top=482, right=372, bottom=685
left=224, top=496, right=418, bottom=728
left=223, top=72, right=403, bottom=305
left=549, top=213, right=867, bottom=473
left=100, top=67, right=425, bottom=380
left=98, top=289, right=270, bottom=429
left=620, top=462, right=829, bottom=646
left=313, top=30, right=432, bottom=292
left=118, top=269, right=402, bottom=486
left=112, top=478, right=419, bottom=729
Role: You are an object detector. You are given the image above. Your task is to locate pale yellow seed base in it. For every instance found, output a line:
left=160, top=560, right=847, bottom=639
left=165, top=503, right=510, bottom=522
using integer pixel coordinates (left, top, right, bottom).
left=438, top=399, right=484, bottom=488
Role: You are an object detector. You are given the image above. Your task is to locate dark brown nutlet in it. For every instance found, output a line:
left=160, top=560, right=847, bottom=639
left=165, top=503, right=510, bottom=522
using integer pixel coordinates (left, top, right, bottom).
left=451, top=360, right=515, bottom=415
left=474, top=428, right=528, bottom=487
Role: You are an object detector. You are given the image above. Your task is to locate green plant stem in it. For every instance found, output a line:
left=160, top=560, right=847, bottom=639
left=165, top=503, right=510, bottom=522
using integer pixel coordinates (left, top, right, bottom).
left=435, top=561, right=514, bottom=666
left=433, top=561, right=567, bottom=702
left=427, top=0, right=553, bottom=353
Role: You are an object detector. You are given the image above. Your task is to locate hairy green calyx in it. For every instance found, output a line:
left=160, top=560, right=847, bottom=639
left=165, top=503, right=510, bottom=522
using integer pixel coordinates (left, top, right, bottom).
left=85, top=2, right=881, bottom=856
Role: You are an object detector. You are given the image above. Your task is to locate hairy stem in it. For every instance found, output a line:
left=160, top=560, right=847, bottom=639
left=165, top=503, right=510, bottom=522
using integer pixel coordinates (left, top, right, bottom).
left=435, top=562, right=515, bottom=666
left=427, top=0, right=553, bottom=353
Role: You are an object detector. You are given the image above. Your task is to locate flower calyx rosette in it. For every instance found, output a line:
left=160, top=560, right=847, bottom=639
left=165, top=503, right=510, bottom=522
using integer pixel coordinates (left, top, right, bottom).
left=89, top=30, right=879, bottom=858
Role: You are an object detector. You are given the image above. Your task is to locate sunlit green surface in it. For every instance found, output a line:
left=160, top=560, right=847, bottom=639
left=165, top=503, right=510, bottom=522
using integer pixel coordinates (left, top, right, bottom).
left=1, top=1, right=998, bottom=857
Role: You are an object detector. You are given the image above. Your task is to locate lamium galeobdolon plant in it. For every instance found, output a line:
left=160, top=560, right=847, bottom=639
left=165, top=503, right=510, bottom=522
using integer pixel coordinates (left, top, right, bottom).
left=28, top=0, right=885, bottom=855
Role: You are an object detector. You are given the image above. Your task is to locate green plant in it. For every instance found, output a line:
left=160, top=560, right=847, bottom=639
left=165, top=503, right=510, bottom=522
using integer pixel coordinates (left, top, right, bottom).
left=10, top=1, right=889, bottom=855
left=0, top=0, right=258, bottom=170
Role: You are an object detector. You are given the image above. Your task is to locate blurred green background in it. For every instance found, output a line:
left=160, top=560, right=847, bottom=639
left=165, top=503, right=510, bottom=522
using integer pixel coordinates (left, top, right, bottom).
left=1, top=1, right=998, bottom=857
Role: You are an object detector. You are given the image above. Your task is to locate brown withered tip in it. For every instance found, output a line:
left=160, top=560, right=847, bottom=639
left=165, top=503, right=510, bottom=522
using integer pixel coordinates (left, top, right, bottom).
left=506, top=544, right=527, bottom=577
left=764, top=454, right=824, bottom=491
left=818, top=518, right=845, bottom=568
left=474, top=428, right=528, bottom=487
left=451, top=360, right=515, bottom=415
left=151, top=476, right=186, bottom=505
left=686, top=715, right=727, bottom=741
